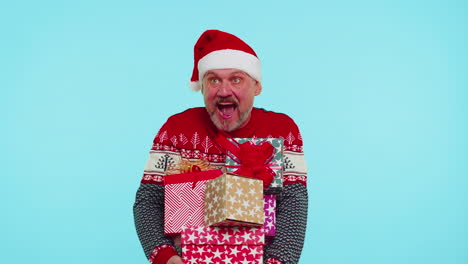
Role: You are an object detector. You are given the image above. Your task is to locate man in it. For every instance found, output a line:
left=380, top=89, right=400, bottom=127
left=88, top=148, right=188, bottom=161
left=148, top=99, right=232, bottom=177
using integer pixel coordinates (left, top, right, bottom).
left=134, top=29, right=308, bottom=264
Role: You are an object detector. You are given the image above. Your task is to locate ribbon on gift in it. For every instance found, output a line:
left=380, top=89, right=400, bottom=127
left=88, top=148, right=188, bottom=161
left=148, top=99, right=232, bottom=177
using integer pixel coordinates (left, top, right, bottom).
left=164, top=169, right=223, bottom=189
left=165, top=159, right=214, bottom=175
left=215, top=131, right=277, bottom=189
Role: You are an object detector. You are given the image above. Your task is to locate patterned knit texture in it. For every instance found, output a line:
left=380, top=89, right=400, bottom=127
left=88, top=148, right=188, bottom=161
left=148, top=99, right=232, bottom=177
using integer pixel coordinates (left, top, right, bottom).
left=133, top=183, right=175, bottom=259
left=264, top=183, right=308, bottom=264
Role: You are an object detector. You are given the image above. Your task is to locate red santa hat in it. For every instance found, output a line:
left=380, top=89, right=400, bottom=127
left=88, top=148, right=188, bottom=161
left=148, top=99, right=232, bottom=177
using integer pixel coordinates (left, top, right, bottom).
left=189, top=29, right=261, bottom=91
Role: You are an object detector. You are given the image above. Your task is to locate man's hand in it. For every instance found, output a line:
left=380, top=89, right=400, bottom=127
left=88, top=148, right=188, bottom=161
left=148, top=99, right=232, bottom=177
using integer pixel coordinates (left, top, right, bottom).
left=166, top=255, right=184, bottom=264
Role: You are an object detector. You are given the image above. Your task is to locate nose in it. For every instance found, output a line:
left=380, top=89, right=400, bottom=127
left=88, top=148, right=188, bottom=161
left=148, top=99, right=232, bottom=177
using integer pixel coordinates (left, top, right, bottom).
left=217, top=80, right=233, bottom=97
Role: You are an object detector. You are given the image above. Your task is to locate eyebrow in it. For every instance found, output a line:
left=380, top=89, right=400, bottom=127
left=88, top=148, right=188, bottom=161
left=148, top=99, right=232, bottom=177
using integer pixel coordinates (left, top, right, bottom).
left=205, top=71, right=248, bottom=77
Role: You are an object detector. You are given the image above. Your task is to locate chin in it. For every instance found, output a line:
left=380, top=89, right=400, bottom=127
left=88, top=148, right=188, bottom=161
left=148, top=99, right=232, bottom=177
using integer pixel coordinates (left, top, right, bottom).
left=212, top=118, right=241, bottom=132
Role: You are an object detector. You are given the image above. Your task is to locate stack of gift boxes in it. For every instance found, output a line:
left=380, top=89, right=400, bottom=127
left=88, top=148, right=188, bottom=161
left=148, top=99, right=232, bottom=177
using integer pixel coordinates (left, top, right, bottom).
left=164, top=138, right=284, bottom=264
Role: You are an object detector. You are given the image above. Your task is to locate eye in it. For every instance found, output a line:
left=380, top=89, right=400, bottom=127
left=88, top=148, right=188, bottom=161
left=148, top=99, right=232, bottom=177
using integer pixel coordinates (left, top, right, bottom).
left=231, top=77, right=242, bottom=84
left=210, top=78, right=220, bottom=84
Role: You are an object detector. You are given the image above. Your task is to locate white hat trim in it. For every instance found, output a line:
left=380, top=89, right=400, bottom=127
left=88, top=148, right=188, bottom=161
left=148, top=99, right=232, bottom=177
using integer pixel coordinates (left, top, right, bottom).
left=191, top=49, right=261, bottom=91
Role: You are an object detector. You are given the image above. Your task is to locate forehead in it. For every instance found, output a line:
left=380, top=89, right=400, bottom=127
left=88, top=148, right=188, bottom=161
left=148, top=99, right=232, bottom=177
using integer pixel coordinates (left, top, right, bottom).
left=204, top=69, right=250, bottom=78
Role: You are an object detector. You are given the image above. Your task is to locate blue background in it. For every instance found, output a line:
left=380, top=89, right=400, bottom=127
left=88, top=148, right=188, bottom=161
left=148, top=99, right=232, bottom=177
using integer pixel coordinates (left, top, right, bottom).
left=2, top=0, right=467, bottom=263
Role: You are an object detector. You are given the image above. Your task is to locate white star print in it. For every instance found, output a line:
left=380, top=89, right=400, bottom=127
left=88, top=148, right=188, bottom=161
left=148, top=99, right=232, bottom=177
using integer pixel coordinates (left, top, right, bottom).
left=212, top=248, right=223, bottom=259
left=221, top=255, right=233, bottom=264
left=202, top=230, right=213, bottom=241
left=249, top=247, right=260, bottom=255
left=266, top=221, right=274, bottom=229
left=187, top=233, right=196, bottom=243
left=248, top=209, right=256, bottom=216
left=222, top=232, right=232, bottom=242
left=207, top=201, right=214, bottom=211
left=188, top=256, right=197, bottom=264
left=226, top=181, right=233, bottom=189
left=235, top=207, right=245, bottom=217
left=266, top=205, right=275, bottom=214
left=196, top=226, right=206, bottom=234
left=211, top=208, right=218, bottom=219
left=195, top=246, right=206, bottom=255
left=241, top=232, right=251, bottom=242
left=240, top=258, right=251, bottom=264
left=229, top=247, right=240, bottom=256
left=202, top=255, right=214, bottom=264
left=235, top=187, right=244, bottom=197
left=254, top=204, right=261, bottom=212
left=231, top=227, right=241, bottom=234
left=228, top=195, right=237, bottom=204
left=228, top=213, right=236, bottom=219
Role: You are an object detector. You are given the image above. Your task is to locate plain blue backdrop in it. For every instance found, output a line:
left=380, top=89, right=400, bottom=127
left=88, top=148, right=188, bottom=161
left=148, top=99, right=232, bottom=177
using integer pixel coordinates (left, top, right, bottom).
left=2, top=0, right=467, bottom=263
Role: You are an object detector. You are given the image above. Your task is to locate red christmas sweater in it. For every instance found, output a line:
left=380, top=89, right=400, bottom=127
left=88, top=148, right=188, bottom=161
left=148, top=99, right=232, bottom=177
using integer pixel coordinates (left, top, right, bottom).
left=134, top=107, right=308, bottom=264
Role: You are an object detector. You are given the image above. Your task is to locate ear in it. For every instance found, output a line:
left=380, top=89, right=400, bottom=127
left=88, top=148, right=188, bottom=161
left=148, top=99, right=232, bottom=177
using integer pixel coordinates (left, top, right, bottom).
left=200, top=81, right=206, bottom=94
left=254, top=81, right=262, bottom=96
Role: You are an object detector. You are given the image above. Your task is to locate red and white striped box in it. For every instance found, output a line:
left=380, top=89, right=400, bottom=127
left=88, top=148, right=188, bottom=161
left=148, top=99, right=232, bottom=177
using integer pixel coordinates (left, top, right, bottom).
left=164, top=169, right=223, bottom=235
left=181, top=226, right=265, bottom=264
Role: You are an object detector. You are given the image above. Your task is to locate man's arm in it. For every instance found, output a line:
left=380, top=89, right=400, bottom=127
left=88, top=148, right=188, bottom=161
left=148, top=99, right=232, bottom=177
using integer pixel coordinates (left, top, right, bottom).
left=264, top=183, right=308, bottom=264
left=133, top=183, right=179, bottom=264
left=134, top=125, right=184, bottom=264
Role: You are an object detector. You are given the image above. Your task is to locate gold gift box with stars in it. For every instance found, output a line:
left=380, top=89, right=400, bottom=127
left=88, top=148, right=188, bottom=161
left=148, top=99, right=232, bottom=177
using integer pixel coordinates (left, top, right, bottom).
left=204, top=173, right=264, bottom=226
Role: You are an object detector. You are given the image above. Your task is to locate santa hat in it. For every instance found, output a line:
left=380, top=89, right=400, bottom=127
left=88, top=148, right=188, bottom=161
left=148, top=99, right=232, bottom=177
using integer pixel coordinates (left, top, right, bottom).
left=189, top=29, right=261, bottom=91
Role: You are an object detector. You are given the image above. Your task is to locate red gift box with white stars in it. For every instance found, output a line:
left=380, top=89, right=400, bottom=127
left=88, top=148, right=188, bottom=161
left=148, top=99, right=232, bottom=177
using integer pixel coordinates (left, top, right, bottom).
left=181, top=226, right=265, bottom=264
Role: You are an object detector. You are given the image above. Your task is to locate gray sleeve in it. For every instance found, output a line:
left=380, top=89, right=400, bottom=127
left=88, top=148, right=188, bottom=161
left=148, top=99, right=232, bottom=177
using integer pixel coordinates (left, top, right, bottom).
left=133, top=183, right=175, bottom=258
left=264, top=183, right=308, bottom=264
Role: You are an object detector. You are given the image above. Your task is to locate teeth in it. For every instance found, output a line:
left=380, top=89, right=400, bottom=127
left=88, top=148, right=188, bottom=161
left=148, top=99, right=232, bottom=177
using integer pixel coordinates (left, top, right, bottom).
left=218, top=102, right=235, bottom=106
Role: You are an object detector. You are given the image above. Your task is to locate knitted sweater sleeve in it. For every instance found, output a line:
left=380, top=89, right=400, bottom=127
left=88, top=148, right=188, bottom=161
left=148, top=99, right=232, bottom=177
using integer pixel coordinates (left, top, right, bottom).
left=264, top=183, right=308, bottom=264
left=134, top=121, right=183, bottom=263
left=133, top=183, right=177, bottom=259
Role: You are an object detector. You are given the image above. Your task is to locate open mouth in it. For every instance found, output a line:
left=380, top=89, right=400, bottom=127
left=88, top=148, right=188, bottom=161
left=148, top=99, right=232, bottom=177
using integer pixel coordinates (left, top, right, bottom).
left=217, top=101, right=237, bottom=119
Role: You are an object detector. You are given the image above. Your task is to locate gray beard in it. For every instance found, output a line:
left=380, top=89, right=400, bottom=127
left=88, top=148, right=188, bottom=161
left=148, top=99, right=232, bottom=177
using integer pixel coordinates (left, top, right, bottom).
left=209, top=107, right=252, bottom=132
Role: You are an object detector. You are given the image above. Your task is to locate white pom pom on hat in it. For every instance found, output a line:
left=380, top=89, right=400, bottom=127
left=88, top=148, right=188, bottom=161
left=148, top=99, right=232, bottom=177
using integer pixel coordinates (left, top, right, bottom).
left=189, top=29, right=261, bottom=91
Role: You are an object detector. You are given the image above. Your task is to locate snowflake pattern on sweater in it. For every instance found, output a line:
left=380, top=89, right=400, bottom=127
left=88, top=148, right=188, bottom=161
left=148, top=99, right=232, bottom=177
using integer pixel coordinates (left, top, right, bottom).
left=142, top=108, right=307, bottom=186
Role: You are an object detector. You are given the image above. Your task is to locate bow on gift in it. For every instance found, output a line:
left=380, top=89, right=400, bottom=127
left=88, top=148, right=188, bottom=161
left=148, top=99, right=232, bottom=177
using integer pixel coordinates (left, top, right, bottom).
left=164, top=169, right=223, bottom=189
left=215, top=132, right=277, bottom=189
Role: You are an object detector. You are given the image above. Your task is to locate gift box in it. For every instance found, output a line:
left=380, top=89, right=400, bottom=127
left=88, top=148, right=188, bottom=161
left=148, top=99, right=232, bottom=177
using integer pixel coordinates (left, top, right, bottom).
left=225, top=138, right=284, bottom=194
left=204, top=173, right=264, bottom=226
left=164, top=169, right=223, bottom=235
left=264, top=194, right=276, bottom=236
left=181, top=226, right=264, bottom=264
